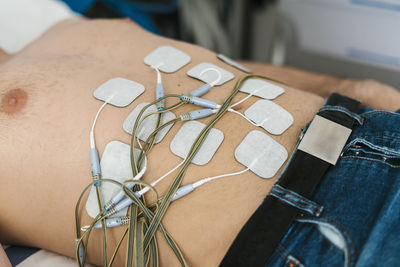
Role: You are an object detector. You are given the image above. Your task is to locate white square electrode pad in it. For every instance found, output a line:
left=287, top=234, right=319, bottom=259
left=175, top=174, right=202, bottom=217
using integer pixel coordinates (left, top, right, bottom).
left=86, top=141, right=146, bottom=218
left=187, top=62, right=234, bottom=86
left=144, top=46, right=191, bottom=73
left=239, top=78, right=284, bottom=100
left=235, top=130, right=288, bottom=179
left=170, top=121, right=224, bottom=165
left=94, top=78, right=145, bottom=107
left=244, top=99, right=293, bottom=135
left=123, top=102, right=176, bottom=144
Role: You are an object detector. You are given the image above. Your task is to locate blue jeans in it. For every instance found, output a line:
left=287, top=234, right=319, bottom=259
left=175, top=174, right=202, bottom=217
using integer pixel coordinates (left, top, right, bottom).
left=265, top=108, right=400, bottom=267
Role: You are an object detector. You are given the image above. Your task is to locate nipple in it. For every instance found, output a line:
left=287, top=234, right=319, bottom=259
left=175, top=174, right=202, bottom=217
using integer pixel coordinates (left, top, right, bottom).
left=1, top=89, right=28, bottom=115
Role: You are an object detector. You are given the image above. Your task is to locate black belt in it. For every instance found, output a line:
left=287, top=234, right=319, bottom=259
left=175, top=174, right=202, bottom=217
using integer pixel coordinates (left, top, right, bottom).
left=220, top=93, right=362, bottom=267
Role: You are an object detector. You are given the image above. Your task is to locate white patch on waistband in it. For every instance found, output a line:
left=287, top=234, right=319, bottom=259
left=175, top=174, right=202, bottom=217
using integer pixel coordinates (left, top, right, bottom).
left=235, top=130, right=288, bottom=179
left=170, top=121, right=224, bottom=165
left=244, top=99, right=293, bottom=135
left=93, top=78, right=145, bottom=107
left=123, top=102, right=176, bottom=144
left=187, top=62, right=234, bottom=86
left=86, top=141, right=146, bottom=218
left=239, top=78, right=285, bottom=100
left=144, top=46, right=191, bottom=73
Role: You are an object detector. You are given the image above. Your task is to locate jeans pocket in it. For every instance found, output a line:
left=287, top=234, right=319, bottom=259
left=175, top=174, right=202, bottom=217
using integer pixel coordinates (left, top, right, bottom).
left=342, top=138, right=400, bottom=168
left=265, top=216, right=355, bottom=267
left=295, top=217, right=356, bottom=267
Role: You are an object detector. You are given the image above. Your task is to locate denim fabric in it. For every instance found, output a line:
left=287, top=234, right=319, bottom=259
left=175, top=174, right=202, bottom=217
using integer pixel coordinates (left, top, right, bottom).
left=265, top=108, right=400, bottom=267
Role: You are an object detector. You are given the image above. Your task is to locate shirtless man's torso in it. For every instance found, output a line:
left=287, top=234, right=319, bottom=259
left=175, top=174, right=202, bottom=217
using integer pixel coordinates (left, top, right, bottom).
left=0, top=19, right=398, bottom=266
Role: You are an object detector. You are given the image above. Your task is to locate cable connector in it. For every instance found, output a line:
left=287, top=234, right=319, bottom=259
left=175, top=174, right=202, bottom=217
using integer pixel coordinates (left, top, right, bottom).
left=91, top=215, right=130, bottom=229
left=156, top=100, right=165, bottom=110
left=75, top=238, right=85, bottom=266
left=89, top=148, right=101, bottom=177
left=189, top=67, right=222, bottom=97
left=189, top=83, right=212, bottom=97
left=103, top=201, right=115, bottom=213
left=156, top=83, right=164, bottom=100
left=180, top=94, right=220, bottom=109
left=103, top=165, right=146, bottom=212
left=152, top=63, right=165, bottom=109
left=180, top=109, right=217, bottom=121
left=171, top=184, right=195, bottom=201
left=189, top=109, right=217, bottom=120
left=180, top=94, right=192, bottom=103
left=179, top=113, right=192, bottom=121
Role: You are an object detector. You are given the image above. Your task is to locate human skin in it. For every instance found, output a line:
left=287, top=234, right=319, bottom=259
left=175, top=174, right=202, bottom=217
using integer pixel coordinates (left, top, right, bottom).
left=0, top=18, right=397, bottom=266
left=241, top=62, right=400, bottom=111
left=0, top=244, right=11, bottom=267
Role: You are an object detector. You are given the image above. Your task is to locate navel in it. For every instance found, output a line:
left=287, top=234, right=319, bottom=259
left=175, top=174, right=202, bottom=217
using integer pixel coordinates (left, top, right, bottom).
left=1, top=89, right=28, bottom=115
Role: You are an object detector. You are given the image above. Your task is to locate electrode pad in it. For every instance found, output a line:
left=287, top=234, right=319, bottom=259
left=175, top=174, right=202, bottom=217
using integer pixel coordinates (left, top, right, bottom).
left=187, top=63, right=234, bottom=86
left=94, top=78, right=145, bottom=107
left=244, top=99, right=293, bottom=135
left=144, top=46, right=191, bottom=73
left=170, top=121, right=224, bottom=165
left=235, top=130, right=288, bottom=179
left=239, top=78, right=285, bottom=100
left=86, top=141, right=146, bottom=218
left=123, top=102, right=176, bottom=143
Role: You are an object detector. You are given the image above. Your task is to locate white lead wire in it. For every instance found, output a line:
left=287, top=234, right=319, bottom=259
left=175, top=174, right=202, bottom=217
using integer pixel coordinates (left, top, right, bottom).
left=230, top=88, right=261, bottom=108
left=227, top=108, right=261, bottom=127
left=199, top=67, right=222, bottom=87
left=227, top=88, right=268, bottom=128
left=90, top=94, right=115, bottom=149
left=192, top=168, right=250, bottom=188
left=137, top=159, right=186, bottom=196
left=152, top=62, right=163, bottom=83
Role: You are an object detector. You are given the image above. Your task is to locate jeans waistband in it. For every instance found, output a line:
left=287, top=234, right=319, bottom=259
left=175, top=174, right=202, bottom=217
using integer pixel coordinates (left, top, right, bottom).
left=273, top=105, right=400, bottom=208
left=349, top=109, right=400, bottom=151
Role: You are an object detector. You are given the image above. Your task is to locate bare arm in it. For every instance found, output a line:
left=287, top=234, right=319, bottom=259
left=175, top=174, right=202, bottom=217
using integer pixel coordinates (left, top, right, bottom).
left=242, top=62, right=400, bottom=111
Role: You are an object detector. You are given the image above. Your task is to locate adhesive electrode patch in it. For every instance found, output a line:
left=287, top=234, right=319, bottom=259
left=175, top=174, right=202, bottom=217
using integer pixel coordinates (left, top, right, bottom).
left=144, top=46, right=191, bottom=73
left=187, top=62, right=234, bottom=86
left=244, top=99, right=293, bottom=135
left=235, top=130, right=288, bottom=179
left=86, top=141, right=146, bottom=218
left=239, top=78, right=285, bottom=100
left=170, top=121, right=224, bottom=165
left=123, top=102, right=176, bottom=144
left=93, top=78, right=145, bottom=107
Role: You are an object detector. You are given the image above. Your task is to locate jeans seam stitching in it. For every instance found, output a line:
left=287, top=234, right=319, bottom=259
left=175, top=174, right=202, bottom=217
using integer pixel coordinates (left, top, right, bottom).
left=362, top=110, right=400, bottom=118
left=279, top=244, right=304, bottom=267
left=278, top=244, right=290, bottom=261
left=360, top=134, right=400, bottom=141
left=341, top=155, right=400, bottom=168
left=275, top=246, right=286, bottom=261
left=323, top=216, right=357, bottom=267
left=276, top=243, right=290, bottom=262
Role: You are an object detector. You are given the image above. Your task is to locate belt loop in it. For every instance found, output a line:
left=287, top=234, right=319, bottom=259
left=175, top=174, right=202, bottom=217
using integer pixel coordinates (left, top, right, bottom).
left=270, top=184, right=324, bottom=217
